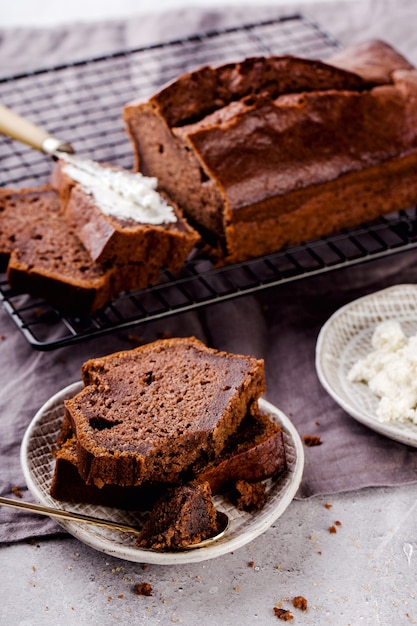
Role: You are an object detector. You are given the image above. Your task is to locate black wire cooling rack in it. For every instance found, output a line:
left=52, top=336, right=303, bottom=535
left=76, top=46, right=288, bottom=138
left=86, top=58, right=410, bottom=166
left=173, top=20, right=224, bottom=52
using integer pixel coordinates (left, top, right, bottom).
left=1, top=13, right=417, bottom=350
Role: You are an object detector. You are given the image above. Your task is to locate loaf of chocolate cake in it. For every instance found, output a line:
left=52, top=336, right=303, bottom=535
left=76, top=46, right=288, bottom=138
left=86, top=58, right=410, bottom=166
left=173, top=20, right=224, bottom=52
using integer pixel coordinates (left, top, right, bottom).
left=124, top=40, right=417, bottom=263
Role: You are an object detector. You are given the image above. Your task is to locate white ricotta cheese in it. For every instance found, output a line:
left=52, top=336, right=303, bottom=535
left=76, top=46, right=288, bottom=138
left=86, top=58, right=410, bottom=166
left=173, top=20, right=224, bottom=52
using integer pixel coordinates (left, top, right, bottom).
left=61, top=154, right=177, bottom=225
left=347, top=320, right=417, bottom=424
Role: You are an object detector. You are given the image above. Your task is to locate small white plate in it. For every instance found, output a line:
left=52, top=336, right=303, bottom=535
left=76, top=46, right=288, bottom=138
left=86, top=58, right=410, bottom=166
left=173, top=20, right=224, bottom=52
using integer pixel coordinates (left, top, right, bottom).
left=316, top=283, right=417, bottom=447
left=20, top=382, right=304, bottom=564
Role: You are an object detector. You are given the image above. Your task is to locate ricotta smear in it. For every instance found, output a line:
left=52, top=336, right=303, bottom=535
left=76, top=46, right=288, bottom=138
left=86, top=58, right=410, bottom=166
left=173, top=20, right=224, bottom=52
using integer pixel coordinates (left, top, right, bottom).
left=61, top=154, right=177, bottom=225
left=348, top=320, right=417, bottom=424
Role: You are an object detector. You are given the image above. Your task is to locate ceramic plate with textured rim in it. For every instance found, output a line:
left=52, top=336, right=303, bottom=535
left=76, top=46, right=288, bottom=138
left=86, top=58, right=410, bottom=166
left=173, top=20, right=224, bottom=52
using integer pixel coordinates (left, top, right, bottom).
left=316, top=284, right=417, bottom=447
left=20, top=382, right=304, bottom=564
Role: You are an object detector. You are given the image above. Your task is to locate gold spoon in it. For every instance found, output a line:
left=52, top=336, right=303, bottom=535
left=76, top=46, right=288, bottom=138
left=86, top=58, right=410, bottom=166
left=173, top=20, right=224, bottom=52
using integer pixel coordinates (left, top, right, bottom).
left=0, top=495, right=229, bottom=549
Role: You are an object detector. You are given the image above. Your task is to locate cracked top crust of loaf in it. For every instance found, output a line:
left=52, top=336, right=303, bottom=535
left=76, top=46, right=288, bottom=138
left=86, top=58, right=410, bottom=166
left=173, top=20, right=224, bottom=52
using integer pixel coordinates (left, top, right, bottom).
left=64, top=336, right=265, bottom=487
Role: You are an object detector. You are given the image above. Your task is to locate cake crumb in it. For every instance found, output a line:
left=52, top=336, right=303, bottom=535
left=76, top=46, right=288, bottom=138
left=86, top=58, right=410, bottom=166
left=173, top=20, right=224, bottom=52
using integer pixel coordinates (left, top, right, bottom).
left=292, top=596, right=308, bottom=611
left=273, top=607, right=294, bottom=621
left=135, top=582, right=153, bottom=596
left=303, top=434, right=322, bottom=447
left=329, top=525, right=337, bottom=534
left=324, top=503, right=332, bottom=509
left=248, top=561, right=255, bottom=568
left=231, top=480, right=267, bottom=511
left=335, top=520, right=342, bottom=526
left=12, top=485, right=23, bottom=498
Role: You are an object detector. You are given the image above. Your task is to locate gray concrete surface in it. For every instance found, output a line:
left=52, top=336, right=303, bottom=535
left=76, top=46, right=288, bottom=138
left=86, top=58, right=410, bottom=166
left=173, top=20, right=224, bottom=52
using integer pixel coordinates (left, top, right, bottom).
left=2, top=483, right=417, bottom=625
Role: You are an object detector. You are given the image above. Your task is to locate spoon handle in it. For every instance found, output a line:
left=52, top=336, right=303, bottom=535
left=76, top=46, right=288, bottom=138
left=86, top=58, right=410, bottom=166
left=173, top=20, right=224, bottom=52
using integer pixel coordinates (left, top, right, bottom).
left=0, top=495, right=140, bottom=535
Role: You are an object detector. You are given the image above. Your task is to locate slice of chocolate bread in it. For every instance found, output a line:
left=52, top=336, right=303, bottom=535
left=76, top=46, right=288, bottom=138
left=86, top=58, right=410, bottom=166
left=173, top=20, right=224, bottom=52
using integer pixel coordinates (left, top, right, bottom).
left=64, top=336, right=265, bottom=488
left=50, top=404, right=286, bottom=509
left=1, top=184, right=179, bottom=313
left=5, top=187, right=115, bottom=314
left=50, top=435, right=165, bottom=510
left=194, top=407, right=287, bottom=493
left=0, top=186, right=62, bottom=272
left=51, top=157, right=200, bottom=268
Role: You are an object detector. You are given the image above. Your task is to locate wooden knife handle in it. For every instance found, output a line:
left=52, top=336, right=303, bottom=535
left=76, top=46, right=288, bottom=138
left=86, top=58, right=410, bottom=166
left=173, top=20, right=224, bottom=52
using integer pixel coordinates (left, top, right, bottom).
left=0, top=103, right=73, bottom=155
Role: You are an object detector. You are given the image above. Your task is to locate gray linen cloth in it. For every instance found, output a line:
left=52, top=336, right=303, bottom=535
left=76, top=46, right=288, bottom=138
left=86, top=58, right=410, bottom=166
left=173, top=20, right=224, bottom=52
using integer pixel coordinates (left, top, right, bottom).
left=1, top=0, right=417, bottom=543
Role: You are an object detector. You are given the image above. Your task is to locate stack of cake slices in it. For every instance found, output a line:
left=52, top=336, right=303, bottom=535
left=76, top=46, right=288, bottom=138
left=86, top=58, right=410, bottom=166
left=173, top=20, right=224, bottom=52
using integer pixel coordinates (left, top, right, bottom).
left=50, top=336, right=287, bottom=549
left=0, top=158, right=199, bottom=315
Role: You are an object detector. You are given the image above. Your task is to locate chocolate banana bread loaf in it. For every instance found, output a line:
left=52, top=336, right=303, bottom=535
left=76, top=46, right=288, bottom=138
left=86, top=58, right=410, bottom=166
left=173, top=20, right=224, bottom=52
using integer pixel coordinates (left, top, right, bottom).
left=124, top=39, right=417, bottom=263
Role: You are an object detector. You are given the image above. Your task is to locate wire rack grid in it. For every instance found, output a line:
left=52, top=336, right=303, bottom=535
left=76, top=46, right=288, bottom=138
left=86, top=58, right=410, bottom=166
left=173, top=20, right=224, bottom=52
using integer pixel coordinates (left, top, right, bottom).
left=1, top=14, right=417, bottom=350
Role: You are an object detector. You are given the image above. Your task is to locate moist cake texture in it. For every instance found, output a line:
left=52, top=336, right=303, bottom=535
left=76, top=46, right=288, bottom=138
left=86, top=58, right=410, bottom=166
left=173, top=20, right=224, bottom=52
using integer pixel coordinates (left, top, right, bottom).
left=136, top=481, right=219, bottom=550
left=195, top=408, right=286, bottom=493
left=4, top=187, right=115, bottom=314
left=51, top=403, right=287, bottom=508
left=64, top=336, right=266, bottom=487
left=50, top=434, right=166, bottom=510
left=0, top=186, right=62, bottom=272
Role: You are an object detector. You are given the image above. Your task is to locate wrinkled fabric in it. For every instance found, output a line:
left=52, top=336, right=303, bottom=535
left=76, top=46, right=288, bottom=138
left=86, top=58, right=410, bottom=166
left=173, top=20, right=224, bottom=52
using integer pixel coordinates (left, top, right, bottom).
left=1, top=0, right=417, bottom=542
